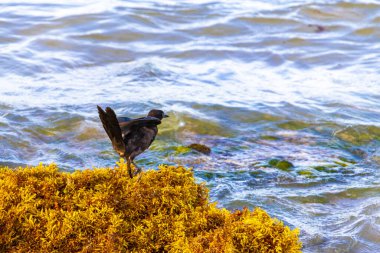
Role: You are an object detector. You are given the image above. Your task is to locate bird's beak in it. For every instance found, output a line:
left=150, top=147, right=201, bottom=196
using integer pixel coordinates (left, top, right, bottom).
left=164, top=114, right=169, bottom=118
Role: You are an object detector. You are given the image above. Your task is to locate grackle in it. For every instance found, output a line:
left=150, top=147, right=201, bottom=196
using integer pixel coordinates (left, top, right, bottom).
left=97, top=106, right=168, bottom=178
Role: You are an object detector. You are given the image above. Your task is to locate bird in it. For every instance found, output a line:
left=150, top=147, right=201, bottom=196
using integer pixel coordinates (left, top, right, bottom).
left=97, top=106, right=168, bottom=178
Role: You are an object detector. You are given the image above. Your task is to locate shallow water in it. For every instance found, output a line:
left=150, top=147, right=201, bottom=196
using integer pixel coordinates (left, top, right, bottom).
left=0, top=0, right=380, bottom=251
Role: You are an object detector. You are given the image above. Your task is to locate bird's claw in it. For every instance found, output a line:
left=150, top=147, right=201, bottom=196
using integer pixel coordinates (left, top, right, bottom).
left=133, top=165, right=142, bottom=177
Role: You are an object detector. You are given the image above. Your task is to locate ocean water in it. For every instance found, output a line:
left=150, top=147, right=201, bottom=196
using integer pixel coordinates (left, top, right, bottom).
left=0, top=0, right=379, bottom=251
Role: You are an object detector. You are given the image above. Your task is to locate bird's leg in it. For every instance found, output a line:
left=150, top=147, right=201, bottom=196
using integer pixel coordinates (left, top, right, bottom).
left=126, top=156, right=133, bottom=179
left=132, top=160, right=142, bottom=176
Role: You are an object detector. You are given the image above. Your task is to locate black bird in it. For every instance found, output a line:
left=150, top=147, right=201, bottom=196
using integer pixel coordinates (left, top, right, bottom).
left=97, top=106, right=168, bottom=178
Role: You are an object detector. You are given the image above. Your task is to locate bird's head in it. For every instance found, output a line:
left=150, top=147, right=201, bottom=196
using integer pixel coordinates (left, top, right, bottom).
left=147, top=109, right=169, bottom=120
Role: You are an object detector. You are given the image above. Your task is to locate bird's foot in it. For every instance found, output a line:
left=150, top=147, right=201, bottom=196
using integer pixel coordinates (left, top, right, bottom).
left=132, top=162, right=142, bottom=177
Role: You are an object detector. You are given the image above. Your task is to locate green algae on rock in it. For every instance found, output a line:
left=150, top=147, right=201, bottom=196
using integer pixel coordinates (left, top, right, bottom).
left=297, top=170, right=316, bottom=179
left=174, top=145, right=192, bottom=155
left=0, top=160, right=301, bottom=253
left=268, top=159, right=294, bottom=172
left=277, top=120, right=311, bottom=130
left=335, top=125, right=380, bottom=145
left=313, top=165, right=339, bottom=173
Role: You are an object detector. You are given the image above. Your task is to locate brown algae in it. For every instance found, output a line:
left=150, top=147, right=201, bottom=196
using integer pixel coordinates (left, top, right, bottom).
left=0, top=159, right=301, bottom=252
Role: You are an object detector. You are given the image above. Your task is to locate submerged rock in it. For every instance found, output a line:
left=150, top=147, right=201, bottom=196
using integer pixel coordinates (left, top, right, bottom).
left=297, top=170, right=316, bottom=179
left=337, top=156, right=357, bottom=164
left=371, top=149, right=380, bottom=165
left=313, top=165, right=338, bottom=173
left=268, top=159, right=294, bottom=172
left=350, top=148, right=367, bottom=158
left=335, top=125, right=380, bottom=145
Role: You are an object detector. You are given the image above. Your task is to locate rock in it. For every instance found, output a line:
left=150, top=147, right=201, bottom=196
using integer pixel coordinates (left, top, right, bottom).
left=188, top=143, right=211, bottom=155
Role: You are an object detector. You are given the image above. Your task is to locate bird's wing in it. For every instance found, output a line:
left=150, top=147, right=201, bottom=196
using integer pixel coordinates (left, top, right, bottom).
left=97, top=105, right=126, bottom=156
left=117, top=116, right=132, bottom=123
left=119, top=116, right=161, bottom=136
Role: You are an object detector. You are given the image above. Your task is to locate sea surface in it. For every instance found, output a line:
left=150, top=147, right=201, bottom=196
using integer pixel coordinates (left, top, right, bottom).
left=0, top=0, right=380, bottom=252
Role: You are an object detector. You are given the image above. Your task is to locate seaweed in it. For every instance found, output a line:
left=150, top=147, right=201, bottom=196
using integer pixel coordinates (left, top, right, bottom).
left=0, top=160, right=301, bottom=252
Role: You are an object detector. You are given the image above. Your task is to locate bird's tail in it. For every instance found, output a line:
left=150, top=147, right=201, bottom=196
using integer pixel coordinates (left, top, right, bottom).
left=97, top=105, right=126, bottom=157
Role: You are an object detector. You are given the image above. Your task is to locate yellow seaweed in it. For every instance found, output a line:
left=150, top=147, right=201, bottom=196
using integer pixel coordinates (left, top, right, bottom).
left=0, top=160, right=301, bottom=252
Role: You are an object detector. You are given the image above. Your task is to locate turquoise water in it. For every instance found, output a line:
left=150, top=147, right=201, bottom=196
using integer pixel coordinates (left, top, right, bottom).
left=0, top=0, right=379, bottom=251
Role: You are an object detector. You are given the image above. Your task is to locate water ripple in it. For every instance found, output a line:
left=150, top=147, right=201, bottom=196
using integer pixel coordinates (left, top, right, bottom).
left=0, top=1, right=379, bottom=252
